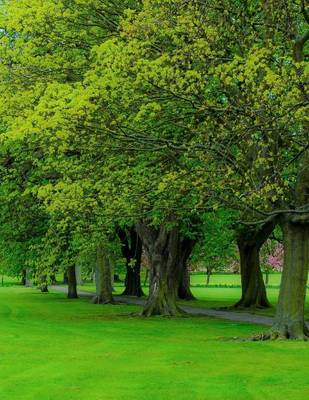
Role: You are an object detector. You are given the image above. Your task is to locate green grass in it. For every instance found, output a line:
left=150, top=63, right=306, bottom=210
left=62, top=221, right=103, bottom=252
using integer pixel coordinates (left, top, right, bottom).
left=0, top=286, right=309, bottom=400
left=190, top=272, right=284, bottom=287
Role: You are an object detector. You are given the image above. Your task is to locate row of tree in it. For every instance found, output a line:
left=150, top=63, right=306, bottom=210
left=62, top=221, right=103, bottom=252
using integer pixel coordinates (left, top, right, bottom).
left=0, top=0, right=308, bottom=339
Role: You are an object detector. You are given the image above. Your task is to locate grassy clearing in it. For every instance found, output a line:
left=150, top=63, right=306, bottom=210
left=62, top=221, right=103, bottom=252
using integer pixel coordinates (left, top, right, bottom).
left=0, top=286, right=309, bottom=400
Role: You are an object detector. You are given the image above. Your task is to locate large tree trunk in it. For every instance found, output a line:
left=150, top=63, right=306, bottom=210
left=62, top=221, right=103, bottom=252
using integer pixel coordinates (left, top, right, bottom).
left=117, top=227, right=144, bottom=297
left=269, top=150, right=309, bottom=339
left=261, top=147, right=309, bottom=340
left=136, top=223, right=183, bottom=316
left=269, top=221, right=309, bottom=339
left=91, top=244, right=113, bottom=304
left=257, top=21, right=309, bottom=340
left=234, top=221, right=274, bottom=309
left=178, top=237, right=196, bottom=300
left=67, top=265, right=78, bottom=299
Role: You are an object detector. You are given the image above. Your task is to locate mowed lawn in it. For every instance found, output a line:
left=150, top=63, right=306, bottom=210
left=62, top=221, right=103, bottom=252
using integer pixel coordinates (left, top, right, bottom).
left=0, top=286, right=309, bottom=400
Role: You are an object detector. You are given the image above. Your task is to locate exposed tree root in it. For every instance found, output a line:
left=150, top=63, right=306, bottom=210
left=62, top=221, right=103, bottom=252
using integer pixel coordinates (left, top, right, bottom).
left=251, top=327, right=309, bottom=341
left=233, top=298, right=271, bottom=309
left=91, top=295, right=114, bottom=305
left=141, top=302, right=185, bottom=317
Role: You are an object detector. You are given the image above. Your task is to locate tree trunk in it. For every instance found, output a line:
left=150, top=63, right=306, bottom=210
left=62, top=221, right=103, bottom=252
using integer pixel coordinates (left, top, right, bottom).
left=50, top=274, right=57, bottom=285
left=259, top=148, right=309, bottom=340
left=117, top=227, right=144, bottom=297
left=75, top=264, right=83, bottom=286
left=40, top=282, right=49, bottom=293
left=21, top=269, right=26, bottom=286
left=67, top=265, right=78, bottom=299
left=234, top=222, right=275, bottom=309
left=206, top=267, right=212, bottom=286
left=178, top=237, right=196, bottom=300
left=235, top=242, right=269, bottom=308
left=39, top=274, right=48, bottom=293
left=91, top=244, right=113, bottom=304
left=136, top=223, right=183, bottom=316
left=269, top=221, right=309, bottom=339
left=25, top=269, right=32, bottom=287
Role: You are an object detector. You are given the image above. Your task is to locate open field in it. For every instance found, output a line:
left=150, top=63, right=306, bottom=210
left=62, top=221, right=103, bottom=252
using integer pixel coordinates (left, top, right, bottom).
left=0, top=285, right=309, bottom=400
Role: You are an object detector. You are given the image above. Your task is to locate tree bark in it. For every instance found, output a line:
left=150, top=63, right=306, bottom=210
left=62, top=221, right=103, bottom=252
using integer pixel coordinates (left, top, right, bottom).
left=21, top=269, right=26, bottom=285
left=136, top=223, right=183, bottom=316
left=50, top=274, right=57, bottom=285
left=178, top=237, right=196, bottom=300
left=75, top=264, right=83, bottom=285
left=67, top=265, right=78, bottom=299
left=25, top=269, right=32, bottom=287
left=206, top=266, right=212, bottom=286
left=269, top=220, right=309, bottom=339
left=117, top=227, right=144, bottom=297
left=259, top=148, right=309, bottom=340
left=269, top=150, right=309, bottom=339
left=265, top=19, right=309, bottom=339
left=234, top=221, right=275, bottom=309
left=91, top=244, right=113, bottom=304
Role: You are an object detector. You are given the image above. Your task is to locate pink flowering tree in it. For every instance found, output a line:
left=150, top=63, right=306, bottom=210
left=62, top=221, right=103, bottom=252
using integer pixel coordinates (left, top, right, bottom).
left=267, top=244, right=284, bottom=272
left=261, top=241, right=284, bottom=284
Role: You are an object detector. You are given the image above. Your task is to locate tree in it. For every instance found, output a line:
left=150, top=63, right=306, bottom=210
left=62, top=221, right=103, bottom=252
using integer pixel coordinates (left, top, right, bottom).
left=84, top=0, right=308, bottom=335
left=91, top=243, right=113, bottom=304
left=0, top=0, right=308, bottom=336
left=136, top=223, right=183, bottom=316
left=117, top=226, right=144, bottom=297
left=177, top=236, right=196, bottom=301
left=234, top=222, right=275, bottom=309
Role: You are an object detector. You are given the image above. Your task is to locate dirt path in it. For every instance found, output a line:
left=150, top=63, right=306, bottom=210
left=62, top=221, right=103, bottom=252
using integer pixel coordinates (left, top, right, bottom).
left=50, top=285, right=277, bottom=326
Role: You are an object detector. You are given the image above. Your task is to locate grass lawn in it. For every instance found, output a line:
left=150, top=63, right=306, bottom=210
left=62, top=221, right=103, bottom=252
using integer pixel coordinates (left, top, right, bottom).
left=0, top=286, right=309, bottom=400
left=190, top=272, right=283, bottom=287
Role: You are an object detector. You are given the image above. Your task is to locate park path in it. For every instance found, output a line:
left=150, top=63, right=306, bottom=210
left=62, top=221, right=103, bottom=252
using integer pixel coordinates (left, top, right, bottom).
left=50, top=285, right=275, bottom=326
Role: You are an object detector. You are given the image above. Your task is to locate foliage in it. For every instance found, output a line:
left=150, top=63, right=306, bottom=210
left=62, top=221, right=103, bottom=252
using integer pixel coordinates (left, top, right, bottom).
left=0, top=0, right=307, bottom=287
